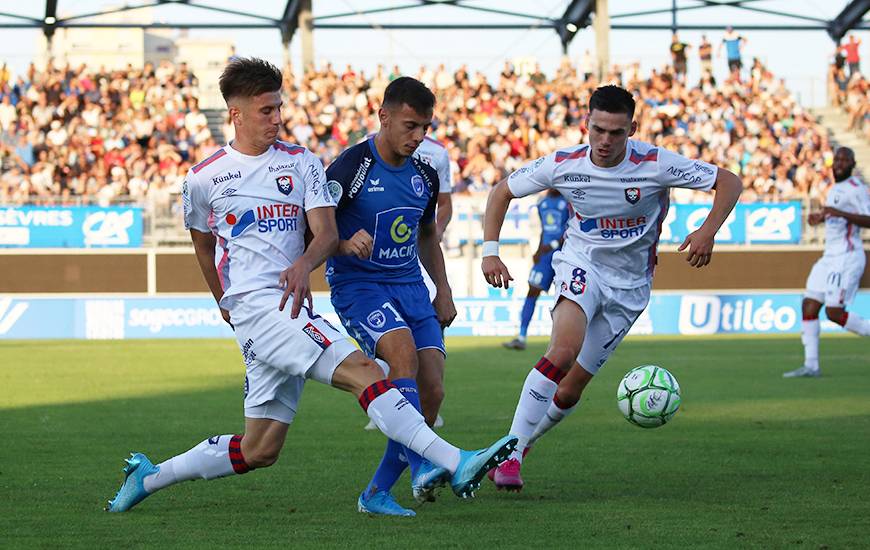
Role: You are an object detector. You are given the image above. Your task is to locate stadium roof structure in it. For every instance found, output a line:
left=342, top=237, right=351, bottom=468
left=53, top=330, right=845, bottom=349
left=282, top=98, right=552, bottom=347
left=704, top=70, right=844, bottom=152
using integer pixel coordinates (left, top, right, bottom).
left=1, top=0, right=869, bottom=51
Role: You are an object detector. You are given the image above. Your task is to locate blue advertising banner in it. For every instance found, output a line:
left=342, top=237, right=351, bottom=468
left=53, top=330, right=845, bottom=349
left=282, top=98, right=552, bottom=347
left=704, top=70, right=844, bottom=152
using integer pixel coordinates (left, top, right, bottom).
left=0, top=206, right=143, bottom=247
left=660, top=202, right=802, bottom=245
left=2, top=291, right=867, bottom=340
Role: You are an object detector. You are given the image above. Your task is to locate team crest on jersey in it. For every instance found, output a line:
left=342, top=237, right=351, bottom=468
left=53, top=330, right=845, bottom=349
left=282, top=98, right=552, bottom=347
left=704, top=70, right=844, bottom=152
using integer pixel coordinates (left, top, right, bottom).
left=624, top=187, right=641, bottom=204
left=411, top=175, right=425, bottom=197
left=276, top=175, right=293, bottom=195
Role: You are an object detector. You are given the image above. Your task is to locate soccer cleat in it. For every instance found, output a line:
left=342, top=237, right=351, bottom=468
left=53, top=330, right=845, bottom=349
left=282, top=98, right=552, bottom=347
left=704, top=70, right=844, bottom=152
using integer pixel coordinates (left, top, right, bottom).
left=411, top=460, right=450, bottom=503
left=365, top=414, right=444, bottom=430
left=105, top=452, right=158, bottom=512
left=783, top=366, right=821, bottom=378
left=493, top=458, right=524, bottom=492
left=502, top=338, right=527, bottom=351
left=451, top=435, right=518, bottom=498
left=487, top=446, right=530, bottom=482
left=357, top=490, right=416, bottom=517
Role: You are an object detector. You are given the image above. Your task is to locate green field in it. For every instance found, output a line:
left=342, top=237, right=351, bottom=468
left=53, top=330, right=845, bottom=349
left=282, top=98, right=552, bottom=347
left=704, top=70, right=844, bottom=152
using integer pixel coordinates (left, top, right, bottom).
left=2, top=335, right=868, bottom=549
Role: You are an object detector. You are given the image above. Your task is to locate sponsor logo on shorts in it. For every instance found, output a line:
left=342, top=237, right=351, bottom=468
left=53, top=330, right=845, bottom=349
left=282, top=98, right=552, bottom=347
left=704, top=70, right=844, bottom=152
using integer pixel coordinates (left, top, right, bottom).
left=241, top=338, right=256, bottom=366
left=367, top=310, right=387, bottom=329
left=303, top=322, right=332, bottom=349
left=568, top=267, right=587, bottom=295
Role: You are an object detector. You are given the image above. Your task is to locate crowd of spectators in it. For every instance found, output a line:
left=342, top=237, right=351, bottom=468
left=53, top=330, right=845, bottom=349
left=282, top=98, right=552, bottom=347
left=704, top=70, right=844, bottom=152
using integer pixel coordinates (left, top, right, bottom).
left=0, top=51, right=842, bottom=213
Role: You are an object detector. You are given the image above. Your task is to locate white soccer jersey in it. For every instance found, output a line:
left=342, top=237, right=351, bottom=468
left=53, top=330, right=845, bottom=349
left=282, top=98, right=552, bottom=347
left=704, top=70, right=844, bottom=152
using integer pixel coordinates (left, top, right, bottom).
left=507, top=139, right=718, bottom=288
left=823, top=176, right=870, bottom=256
left=183, top=141, right=335, bottom=307
left=414, top=136, right=452, bottom=193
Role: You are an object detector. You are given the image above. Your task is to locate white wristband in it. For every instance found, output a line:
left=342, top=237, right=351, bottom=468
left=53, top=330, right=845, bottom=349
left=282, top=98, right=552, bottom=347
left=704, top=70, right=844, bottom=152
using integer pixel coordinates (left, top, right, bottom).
left=482, top=240, right=500, bottom=257
left=549, top=239, right=560, bottom=250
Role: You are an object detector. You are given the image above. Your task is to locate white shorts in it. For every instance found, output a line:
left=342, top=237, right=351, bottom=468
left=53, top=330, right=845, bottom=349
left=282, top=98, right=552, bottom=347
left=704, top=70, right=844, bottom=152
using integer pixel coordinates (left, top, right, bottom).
left=805, top=252, right=865, bottom=307
left=230, top=288, right=358, bottom=423
left=552, top=253, right=650, bottom=375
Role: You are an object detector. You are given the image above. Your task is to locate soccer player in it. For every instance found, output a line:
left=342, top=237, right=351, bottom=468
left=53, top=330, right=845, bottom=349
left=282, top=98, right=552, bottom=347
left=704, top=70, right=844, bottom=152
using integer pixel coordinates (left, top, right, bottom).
left=784, top=147, right=870, bottom=378
left=326, top=76, right=461, bottom=516
left=362, top=130, right=452, bottom=430
left=105, top=59, right=516, bottom=513
left=481, top=85, right=742, bottom=491
left=503, top=188, right=571, bottom=351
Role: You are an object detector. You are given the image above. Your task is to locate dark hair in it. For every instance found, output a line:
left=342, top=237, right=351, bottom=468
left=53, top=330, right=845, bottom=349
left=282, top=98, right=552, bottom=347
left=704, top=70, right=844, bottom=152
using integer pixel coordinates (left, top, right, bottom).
left=382, top=76, right=435, bottom=114
left=219, top=57, right=282, bottom=102
left=589, top=85, right=635, bottom=118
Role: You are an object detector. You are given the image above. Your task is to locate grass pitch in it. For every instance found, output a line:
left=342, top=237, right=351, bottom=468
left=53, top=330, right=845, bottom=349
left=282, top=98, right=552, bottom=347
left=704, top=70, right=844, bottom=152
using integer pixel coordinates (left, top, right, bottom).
left=1, top=335, right=868, bottom=549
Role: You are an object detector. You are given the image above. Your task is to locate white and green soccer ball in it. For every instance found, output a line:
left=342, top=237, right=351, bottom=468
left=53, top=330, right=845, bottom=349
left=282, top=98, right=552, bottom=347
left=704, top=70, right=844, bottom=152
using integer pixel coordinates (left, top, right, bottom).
left=617, top=365, right=681, bottom=428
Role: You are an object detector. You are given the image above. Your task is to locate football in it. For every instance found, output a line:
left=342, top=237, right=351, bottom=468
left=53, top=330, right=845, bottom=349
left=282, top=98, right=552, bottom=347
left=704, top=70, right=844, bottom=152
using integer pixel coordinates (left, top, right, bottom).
left=617, top=365, right=681, bottom=428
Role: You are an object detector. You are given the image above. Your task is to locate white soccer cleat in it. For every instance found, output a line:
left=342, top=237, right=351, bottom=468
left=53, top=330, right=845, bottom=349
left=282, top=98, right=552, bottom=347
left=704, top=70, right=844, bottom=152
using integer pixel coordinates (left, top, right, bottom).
left=783, top=366, right=821, bottom=378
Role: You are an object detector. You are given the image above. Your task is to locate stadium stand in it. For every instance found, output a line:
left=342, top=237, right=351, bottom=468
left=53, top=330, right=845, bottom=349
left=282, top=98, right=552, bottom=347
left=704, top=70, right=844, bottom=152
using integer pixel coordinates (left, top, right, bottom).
left=0, top=55, right=856, bottom=244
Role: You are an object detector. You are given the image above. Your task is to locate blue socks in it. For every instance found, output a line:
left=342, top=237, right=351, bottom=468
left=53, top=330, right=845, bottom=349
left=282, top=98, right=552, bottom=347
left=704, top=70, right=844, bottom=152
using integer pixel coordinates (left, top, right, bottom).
left=519, top=296, right=536, bottom=339
left=364, top=377, right=424, bottom=497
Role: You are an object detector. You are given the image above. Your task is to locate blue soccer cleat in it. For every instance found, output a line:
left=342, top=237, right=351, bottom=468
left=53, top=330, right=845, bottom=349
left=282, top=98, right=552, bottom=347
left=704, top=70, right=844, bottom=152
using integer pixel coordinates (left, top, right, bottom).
left=357, top=490, right=416, bottom=517
left=451, top=435, right=518, bottom=498
left=411, top=460, right=450, bottom=503
left=105, top=452, right=158, bottom=512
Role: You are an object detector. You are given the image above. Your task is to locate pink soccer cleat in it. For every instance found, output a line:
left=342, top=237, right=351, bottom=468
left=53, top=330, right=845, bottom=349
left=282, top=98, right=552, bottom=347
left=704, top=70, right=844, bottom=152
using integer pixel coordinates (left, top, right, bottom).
left=487, top=446, right=529, bottom=483
left=493, top=458, right=524, bottom=492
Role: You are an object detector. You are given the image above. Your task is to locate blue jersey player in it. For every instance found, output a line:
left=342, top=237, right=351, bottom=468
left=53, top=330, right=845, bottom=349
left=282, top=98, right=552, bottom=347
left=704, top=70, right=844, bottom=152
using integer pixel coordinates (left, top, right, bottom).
left=503, top=189, right=571, bottom=351
left=326, top=77, right=470, bottom=516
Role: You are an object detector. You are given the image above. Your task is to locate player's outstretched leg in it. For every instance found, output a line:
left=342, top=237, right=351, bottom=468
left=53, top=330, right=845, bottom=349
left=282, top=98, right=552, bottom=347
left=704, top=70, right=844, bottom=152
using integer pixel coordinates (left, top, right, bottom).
left=106, top=433, right=255, bottom=512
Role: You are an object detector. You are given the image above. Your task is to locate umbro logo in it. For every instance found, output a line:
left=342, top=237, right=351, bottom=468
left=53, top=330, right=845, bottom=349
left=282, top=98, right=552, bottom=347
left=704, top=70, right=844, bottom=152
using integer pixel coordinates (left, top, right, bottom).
left=0, top=298, right=28, bottom=335
left=221, top=188, right=237, bottom=197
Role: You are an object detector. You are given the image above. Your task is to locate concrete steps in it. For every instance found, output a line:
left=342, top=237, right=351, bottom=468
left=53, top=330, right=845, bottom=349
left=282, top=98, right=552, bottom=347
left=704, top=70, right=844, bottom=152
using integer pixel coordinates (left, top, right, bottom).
left=203, top=109, right=227, bottom=144
left=812, top=106, right=870, bottom=178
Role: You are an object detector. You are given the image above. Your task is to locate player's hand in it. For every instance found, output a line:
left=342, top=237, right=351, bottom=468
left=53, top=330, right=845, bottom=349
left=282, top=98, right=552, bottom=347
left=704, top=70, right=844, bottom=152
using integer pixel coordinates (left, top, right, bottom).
left=678, top=227, right=715, bottom=268
left=433, top=288, right=457, bottom=328
left=220, top=307, right=233, bottom=329
left=278, top=258, right=313, bottom=319
left=482, top=255, right=514, bottom=288
left=807, top=211, right=825, bottom=225
left=822, top=206, right=846, bottom=219
left=338, top=229, right=373, bottom=259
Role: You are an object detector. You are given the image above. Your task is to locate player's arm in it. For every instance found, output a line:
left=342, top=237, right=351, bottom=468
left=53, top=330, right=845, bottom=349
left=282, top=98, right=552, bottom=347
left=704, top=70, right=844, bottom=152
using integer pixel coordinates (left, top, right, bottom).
left=823, top=208, right=870, bottom=227
left=419, top=219, right=456, bottom=327
left=481, top=178, right=517, bottom=288
left=189, top=228, right=230, bottom=326
left=435, top=192, right=452, bottom=240
left=279, top=206, right=338, bottom=317
left=678, top=167, right=742, bottom=267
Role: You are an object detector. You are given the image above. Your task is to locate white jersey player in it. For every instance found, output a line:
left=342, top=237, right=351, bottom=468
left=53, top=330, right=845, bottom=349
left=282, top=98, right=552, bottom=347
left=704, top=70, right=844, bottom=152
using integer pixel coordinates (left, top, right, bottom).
left=105, top=58, right=517, bottom=514
left=785, top=146, right=870, bottom=378
left=481, top=85, right=742, bottom=491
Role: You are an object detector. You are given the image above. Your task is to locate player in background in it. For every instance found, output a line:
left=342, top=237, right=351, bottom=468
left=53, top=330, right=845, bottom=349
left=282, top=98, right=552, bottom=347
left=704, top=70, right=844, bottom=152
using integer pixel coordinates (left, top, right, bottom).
left=363, top=132, right=452, bottom=430
left=326, top=77, right=475, bottom=516
left=503, top=188, right=571, bottom=351
left=481, top=85, right=742, bottom=491
left=105, top=59, right=516, bottom=513
left=784, top=147, right=870, bottom=378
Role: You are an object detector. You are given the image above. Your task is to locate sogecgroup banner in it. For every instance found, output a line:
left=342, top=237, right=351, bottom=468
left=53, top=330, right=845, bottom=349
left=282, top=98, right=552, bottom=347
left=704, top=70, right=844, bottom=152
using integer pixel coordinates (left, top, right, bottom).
left=2, top=291, right=866, bottom=340
left=0, top=206, right=143, bottom=247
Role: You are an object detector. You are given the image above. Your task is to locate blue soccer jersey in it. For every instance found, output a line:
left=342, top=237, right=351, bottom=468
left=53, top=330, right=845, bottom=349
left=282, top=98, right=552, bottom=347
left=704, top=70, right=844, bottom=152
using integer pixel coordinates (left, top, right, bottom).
left=537, top=194, right=571, bottom=245
left=325, top=138, right=439, bottom=288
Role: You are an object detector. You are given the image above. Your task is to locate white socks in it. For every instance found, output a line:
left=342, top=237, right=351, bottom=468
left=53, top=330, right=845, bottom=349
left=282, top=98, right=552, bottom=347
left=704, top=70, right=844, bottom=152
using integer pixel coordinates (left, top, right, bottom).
left=528, top=398, right=579, bottom=448
left=508, top=367, right=559, bottom=461
left=143, top=434, right=246, bottom=493
left=844, top=312, right=870, bottom=336
left=801, top=319, right=820, bottom=371
left=361, top=384, right=460, bottom=473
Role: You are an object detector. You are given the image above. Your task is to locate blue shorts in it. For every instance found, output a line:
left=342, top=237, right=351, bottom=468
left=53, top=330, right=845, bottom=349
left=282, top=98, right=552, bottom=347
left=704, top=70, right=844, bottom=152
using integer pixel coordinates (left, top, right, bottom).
left=528, top=251, right=556, bottom=291
left=330, top=281, right=445, bottom=358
